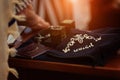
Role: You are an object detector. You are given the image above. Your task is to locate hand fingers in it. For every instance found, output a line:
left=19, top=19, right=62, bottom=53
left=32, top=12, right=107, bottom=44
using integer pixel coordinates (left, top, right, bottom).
left=16, top=0, right=33, bottom=13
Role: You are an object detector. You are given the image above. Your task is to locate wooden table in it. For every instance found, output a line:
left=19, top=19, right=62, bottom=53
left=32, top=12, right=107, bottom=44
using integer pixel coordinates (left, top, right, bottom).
left=9, top=56, right=120, bottom=79
left=9, top=55, right=120, bottom=80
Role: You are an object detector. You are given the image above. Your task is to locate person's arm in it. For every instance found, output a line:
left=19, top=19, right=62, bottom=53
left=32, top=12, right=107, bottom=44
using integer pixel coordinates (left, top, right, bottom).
left=18, top=4, right=50, bottom=31
left=14, top=4, right=50, bottom=48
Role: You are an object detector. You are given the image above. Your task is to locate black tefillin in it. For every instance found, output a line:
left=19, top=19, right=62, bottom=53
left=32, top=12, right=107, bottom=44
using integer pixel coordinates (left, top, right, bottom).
left=8, top=18, right=16, bottom=27
left=34, top=20, right=75, bottom=48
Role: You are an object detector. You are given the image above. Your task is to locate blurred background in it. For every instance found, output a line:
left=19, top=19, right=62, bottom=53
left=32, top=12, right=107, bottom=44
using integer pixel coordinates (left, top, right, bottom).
left=32, top=0, right=91, bottom=30
left=32, top=0, right=120, bottom=30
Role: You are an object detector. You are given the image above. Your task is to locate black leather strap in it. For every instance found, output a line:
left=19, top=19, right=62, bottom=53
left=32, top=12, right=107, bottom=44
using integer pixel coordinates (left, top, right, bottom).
left=8, top=18, right=16, bottom=27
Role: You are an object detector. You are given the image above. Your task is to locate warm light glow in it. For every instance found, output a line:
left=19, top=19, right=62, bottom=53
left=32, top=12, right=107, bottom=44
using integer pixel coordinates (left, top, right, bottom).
left=69, top=0, right=78, bottom=3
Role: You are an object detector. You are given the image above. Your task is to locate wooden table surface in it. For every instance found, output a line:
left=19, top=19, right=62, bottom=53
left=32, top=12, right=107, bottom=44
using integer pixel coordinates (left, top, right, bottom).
left=9, top=55, right=120, bottom=79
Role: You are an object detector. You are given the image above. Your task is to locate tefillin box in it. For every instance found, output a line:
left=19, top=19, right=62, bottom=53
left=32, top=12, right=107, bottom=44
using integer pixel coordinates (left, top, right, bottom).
left=50, top=26, right=66, bottom=47
left=60, top=20, right=75, bottom=35
left=37, top=20, right=75, bottom=48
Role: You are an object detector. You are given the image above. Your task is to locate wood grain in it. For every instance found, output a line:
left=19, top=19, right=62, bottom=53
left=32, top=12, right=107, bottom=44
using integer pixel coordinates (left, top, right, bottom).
left=9, top=55, right=120, bottom=79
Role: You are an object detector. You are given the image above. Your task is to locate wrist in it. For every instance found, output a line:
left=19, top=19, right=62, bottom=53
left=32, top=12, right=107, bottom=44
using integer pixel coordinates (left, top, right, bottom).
left=29, top=17, right=50, bottom=31
left=37, top=21, right=50, bottom=29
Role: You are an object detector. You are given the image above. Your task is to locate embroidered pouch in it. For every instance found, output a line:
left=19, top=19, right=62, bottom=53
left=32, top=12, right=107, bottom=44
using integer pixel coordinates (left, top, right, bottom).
left=46, top=28, right=120, bottom=66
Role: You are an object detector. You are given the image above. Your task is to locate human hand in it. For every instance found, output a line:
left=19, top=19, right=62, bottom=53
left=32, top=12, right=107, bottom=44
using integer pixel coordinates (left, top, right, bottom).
left=14, top=1, right=50, bottom=48
left=17, top=3, right=50, bottom=31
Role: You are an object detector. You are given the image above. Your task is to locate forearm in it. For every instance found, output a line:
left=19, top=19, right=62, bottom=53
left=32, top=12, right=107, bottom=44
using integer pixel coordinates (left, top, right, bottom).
left=30, top=17, right=50, bottom=31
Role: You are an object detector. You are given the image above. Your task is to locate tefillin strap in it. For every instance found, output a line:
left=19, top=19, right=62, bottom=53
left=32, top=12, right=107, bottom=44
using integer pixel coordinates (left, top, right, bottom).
left=8, top=18, right=16, bottom=27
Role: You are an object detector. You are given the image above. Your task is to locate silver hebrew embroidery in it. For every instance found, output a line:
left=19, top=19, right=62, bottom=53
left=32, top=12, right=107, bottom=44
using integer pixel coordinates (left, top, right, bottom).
left=62, top=34, right=102, bottom=53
